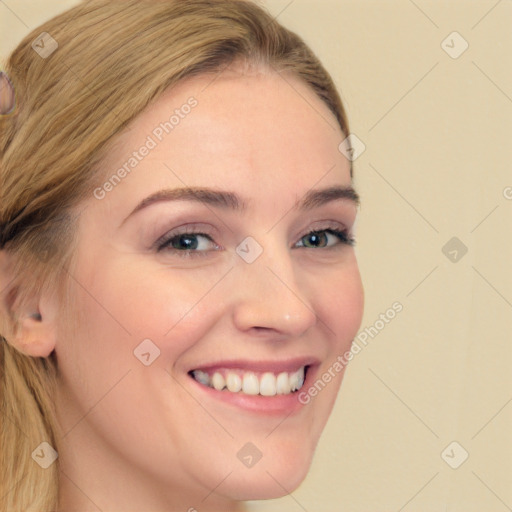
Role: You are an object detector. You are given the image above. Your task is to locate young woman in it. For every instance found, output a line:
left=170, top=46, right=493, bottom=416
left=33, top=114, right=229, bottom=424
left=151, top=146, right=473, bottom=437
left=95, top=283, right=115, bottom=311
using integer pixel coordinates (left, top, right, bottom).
left=0, top=1, right=364, bottom=510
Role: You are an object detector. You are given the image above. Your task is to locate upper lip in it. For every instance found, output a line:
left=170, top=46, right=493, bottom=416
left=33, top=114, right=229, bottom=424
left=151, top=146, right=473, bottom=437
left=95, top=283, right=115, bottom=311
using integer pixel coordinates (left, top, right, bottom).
left=189, top=357, right=320, bottom=374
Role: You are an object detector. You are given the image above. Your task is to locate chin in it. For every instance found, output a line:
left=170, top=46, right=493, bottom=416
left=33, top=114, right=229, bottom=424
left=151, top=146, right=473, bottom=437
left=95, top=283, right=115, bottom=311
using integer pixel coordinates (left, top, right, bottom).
left=210, top=437, right=317, bottom=501
left=220, top=464, right=311, bottom=501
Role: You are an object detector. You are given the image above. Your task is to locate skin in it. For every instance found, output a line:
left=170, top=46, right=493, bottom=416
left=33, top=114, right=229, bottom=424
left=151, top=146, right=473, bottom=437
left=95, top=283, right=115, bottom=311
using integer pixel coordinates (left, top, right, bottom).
left=8, top=64, right=364, bottom=511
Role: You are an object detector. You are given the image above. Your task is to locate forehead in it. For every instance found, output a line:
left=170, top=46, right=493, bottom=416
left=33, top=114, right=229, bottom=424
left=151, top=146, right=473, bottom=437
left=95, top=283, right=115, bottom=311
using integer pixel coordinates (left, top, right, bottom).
left=91, top=69, right=351, bottom=221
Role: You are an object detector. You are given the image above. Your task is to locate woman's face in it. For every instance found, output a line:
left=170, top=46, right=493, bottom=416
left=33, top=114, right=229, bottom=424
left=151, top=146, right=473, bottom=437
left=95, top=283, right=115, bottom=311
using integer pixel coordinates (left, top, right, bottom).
left=55, top=66, right=364, bottom=509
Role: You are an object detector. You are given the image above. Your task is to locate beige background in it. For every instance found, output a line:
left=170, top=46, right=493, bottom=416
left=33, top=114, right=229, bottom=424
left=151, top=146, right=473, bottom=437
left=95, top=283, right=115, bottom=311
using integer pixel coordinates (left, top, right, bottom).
left=2, top=1, right=511, bottom=510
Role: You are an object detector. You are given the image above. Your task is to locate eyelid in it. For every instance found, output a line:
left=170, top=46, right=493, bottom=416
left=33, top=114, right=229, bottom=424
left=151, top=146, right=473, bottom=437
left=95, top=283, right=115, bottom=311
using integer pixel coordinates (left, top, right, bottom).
left=297, top=219, right=350, bottom=237
left=155, top=220, right=354, bottom=256
left=153, top=223, right=220, bottom=250
left=155, top=219, right=349, bottom=244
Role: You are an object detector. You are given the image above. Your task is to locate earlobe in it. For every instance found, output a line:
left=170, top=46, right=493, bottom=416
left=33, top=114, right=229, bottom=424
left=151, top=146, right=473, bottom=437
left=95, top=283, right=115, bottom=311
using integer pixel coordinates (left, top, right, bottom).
left=0, top=250, right=58, bottom=358
left=13, top=309, right=57, bottom=358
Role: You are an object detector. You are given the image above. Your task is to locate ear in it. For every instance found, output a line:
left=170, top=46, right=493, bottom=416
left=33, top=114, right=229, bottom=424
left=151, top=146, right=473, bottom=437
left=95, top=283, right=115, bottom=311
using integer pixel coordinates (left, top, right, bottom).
left=0, top=250, right=58, bottom=358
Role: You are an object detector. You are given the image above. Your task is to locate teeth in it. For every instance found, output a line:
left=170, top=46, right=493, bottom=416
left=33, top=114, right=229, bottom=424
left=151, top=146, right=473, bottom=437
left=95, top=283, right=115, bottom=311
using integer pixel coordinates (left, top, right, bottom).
left=226, top=372, right=242, bottom=392
left=259, top=372, right=277, bottom=396
left=289, top=366, right=305, bottom=392
left=192, top=370, right=210, bottom=387
left=242, top=373, right=259, bottom=395
left=191, top=366, right=307, bottom=396
left=276, top=372, right=291, bottom=395
left=211, top=372, right=225, bottom=391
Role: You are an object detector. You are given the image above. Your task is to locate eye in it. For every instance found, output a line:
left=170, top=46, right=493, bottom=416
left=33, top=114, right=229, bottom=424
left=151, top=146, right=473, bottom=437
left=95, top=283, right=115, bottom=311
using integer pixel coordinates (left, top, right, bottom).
left=156, top=231, right=219, bottom=257
left=155, top=226, right=355, bottom=258
left=295, top=228, right=355, bottom=249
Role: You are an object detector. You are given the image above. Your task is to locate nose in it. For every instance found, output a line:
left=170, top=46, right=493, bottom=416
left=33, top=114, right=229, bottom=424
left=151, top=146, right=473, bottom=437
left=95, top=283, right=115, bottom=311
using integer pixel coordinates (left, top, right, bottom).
left=230, top=243, right=318, bottom=337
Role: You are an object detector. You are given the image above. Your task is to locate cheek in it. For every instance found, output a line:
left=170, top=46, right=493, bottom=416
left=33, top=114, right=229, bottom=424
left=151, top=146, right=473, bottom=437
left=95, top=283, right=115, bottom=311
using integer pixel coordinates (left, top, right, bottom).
left=57, top=259, right=225, bottom=394
left=55, top=262, right=231, bottom=479
left=292, top=258, right=363, bottom=423
left=310, top=257, right=364, bottom=350
left=75, top=260, right=230, bottom=378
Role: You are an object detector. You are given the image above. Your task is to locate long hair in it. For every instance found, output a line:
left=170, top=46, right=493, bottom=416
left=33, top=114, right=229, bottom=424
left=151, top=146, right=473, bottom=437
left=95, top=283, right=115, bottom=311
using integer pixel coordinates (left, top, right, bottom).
left=0, top=1, right=351, bottom=509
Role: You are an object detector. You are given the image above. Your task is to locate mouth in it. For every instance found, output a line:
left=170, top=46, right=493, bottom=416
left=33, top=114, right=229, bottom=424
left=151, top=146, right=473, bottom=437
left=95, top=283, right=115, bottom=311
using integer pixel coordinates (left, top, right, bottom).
left=189, top=366, right=308, bottom=396
left=186, top=359, right=318, bottom=415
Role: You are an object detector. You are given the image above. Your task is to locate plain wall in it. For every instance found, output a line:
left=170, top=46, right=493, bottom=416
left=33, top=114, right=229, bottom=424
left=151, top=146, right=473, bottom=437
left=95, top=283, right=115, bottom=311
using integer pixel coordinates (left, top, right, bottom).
left=1, top=1, right=511, bottom=510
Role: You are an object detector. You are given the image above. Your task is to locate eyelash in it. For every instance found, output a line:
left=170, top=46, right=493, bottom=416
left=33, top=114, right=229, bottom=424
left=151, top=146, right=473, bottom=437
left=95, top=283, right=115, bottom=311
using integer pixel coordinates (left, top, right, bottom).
left=155, top=226, right=355, bottom=258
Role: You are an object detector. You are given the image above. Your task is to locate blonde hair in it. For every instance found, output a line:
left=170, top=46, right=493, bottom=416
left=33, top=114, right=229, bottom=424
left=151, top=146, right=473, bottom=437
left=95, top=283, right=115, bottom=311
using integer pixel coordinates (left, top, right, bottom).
left=0, top=0, right=351, bottom=509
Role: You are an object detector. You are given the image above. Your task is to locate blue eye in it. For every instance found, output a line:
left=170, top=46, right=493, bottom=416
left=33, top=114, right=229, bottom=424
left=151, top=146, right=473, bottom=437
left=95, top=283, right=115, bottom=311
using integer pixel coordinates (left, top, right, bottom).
left=296, top=229, right=355, bottom=249
left=157, top=233, right=216, bottom=255
left=156, top=228, right=355, bottom=257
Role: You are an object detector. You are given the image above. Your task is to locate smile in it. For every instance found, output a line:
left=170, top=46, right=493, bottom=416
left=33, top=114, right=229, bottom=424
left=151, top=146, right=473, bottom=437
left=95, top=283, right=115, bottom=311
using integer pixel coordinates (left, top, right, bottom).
left=190, top=366, right=307, bottom=396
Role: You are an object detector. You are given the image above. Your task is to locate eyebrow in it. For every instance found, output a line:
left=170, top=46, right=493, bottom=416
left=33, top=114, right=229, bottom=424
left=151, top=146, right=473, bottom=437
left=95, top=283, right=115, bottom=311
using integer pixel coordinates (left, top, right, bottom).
left=120, top=185, right=360, bottom=226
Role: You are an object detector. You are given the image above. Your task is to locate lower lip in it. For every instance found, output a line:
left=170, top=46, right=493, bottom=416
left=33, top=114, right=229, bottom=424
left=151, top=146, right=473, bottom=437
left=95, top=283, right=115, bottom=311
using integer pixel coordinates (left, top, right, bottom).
left=188, top=366, right=318, bottom=415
